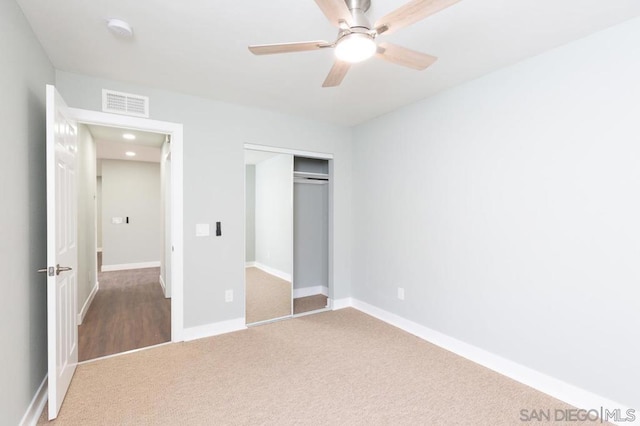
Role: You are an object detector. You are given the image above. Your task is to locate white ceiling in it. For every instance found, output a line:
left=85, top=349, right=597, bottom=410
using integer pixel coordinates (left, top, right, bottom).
left=88, top=124, right=165, bottom=163
left=18, top=0, right=640, bottom=126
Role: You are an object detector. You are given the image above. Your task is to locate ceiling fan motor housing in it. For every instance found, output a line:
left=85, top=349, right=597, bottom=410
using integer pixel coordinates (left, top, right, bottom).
left=346, top=0, right=371, bottom=12
left=345, top=0, right=372, bottom=29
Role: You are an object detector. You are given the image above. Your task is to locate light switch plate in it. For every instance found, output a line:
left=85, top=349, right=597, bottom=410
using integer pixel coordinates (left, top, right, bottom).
left=196, top=223, right=210, bottom=237
left=111, top=217, right=123, bottom=225
left=397, top=287, right=405, bottom=301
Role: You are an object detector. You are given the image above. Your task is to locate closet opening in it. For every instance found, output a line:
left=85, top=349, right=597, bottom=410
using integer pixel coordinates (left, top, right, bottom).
left=293, top=157, right=329, bottom=315
left=244, top=145, right=333, bottom=326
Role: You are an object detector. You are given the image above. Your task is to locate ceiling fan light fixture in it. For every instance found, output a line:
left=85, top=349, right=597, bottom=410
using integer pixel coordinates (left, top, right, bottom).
left=335, top=33, right=376, bottom=63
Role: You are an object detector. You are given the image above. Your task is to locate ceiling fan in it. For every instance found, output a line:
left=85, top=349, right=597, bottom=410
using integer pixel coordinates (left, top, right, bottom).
left=248, top=0, right=460, bottom=87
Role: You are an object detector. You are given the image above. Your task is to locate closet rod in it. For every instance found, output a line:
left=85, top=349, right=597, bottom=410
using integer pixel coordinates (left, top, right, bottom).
left=294, top=171, right=329, bottom=179
left=294, top=178, right=328, bottom=185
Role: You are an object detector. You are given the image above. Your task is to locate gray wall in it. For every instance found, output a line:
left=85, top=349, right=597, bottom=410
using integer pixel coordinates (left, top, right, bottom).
left=294, top=182, right=328, bottom=290
left=352, top=17, right=640, bottom=409
left=0, top=0, right=54, bottom=423
left=255, top=155, right=293, bottom=277
left=55, top=70, right=353, bottom=326
left=101, top=160, right=161, bottom=267
left=245, top=165, right=256, bottom=263
left=76, top=124, right=98, bottom=312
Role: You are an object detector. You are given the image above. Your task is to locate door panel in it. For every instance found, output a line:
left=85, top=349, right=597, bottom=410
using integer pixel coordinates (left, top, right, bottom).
left=244, top=151, right=294, bottom=324
left=46, top=84, right=78, bottom=420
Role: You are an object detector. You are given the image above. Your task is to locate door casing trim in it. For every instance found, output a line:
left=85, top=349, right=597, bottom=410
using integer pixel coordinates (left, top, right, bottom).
left=69, top=107, right=185, bottom=342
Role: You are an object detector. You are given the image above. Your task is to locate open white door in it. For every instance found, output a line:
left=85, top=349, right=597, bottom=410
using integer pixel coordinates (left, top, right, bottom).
left=45, top=84, right=78, bottom=419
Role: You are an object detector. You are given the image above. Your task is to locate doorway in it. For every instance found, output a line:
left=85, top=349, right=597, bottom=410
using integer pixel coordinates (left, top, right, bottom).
left=68, top=107, right=184, bottom=344
left=75, top=124, right=171, bottom=361
left=292, top=156, right=330, bottom=314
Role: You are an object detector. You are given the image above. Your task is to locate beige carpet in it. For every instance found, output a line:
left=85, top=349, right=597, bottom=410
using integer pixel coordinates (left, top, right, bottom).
left=38, top=308, right=603, bottom=425
left=245, top=267, right=291, bottom=324
left=294, top=294, right=328, bottom=314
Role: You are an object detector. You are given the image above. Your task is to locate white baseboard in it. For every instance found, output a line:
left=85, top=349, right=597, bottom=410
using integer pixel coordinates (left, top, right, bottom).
left=101, top=261, right=160, bottom=272
left=331, top=297, right=353, bottom=310
left=159, top=274, right=166, bottom=294
left=77, top=281, right=99, bottom=325
left=182, top=317, right=246, bottom=342
left=252, top=262, right=291, bottom=282
left=347, top=298, right=634, bottom=425
left=245, top=261, right=256, bottom=268
left=19, top=375, right=47, bottom=426
left=293, top=285, right=329, bottom=299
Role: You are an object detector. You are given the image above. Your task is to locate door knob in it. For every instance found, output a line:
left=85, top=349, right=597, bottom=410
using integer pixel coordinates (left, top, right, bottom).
left=55, top=264, right=72, bottom=275
left=37, top=265, right=72, bottom=276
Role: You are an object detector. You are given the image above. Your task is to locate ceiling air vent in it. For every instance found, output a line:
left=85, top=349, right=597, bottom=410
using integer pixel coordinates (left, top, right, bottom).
left=102, top=89, right=149, bottom=118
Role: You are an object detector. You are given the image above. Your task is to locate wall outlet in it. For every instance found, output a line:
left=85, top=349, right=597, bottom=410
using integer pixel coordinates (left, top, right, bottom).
left=397, top=287, right=405, bottom=301
left=225, top=289, right=233, bottom=303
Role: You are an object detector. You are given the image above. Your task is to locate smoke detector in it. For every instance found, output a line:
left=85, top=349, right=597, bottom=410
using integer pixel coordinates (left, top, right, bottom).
left=107, top=19, right=133, bottom=38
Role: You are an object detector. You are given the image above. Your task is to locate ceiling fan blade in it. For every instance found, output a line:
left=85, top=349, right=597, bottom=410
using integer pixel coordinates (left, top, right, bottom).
left=249, top=41, right=331, bottom=55
left=322, top=60, right=351, bottom=87
left=375, top=42, right=437, bottom=70
left=375, top=0, right=461, bottom=35
left=314, top=0, right=354, bottom=28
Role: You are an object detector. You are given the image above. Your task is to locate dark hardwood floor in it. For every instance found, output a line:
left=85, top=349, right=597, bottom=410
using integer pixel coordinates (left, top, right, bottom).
left=78, top=261, right=171, bottom=362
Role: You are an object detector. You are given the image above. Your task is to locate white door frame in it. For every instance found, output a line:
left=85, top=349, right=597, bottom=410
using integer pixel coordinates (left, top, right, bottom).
left=244, top=144, right=333, bottom=161
left=70, top=107, right=184, bottom=341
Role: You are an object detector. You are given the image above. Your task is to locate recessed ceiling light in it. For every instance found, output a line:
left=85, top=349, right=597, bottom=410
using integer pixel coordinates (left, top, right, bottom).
left=125, top=151, right=136, bottom=157
left=123, top=133, right=136, bottom=140
left=107, top=19, right=134, bottom=38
